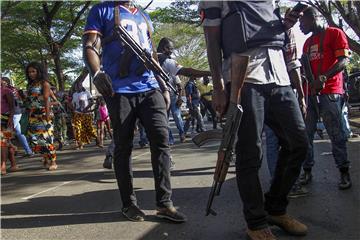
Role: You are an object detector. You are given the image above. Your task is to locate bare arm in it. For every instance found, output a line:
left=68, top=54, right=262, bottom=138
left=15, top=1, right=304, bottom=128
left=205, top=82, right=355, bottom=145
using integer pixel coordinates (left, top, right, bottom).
left=177, top=68, right=211, bottom=78
left=83, top=33, right=101, bottom=76
left=43, top=81, right=51, bottom=121
left=289, top=67, right=306, bottom=117
left=203, top=26, right=227, bottom=115
left=323, top=56, right=347, bottom=80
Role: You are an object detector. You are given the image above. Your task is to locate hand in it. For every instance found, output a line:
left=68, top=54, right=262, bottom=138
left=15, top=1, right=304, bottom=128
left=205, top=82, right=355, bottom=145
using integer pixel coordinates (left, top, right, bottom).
left=93, top=71, right=114, bottom=97
left=212, top=88, right=228, bottom=117
left=162, top=90, right=171, bottom=110
left=311, top=77, right=325, bottom=94
left=283, top=7, right=302, bottom=30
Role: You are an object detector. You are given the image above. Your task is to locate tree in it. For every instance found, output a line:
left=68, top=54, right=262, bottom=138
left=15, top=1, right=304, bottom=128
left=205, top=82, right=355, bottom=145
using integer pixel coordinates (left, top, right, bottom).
left=1, top=1, right=91, bottom=90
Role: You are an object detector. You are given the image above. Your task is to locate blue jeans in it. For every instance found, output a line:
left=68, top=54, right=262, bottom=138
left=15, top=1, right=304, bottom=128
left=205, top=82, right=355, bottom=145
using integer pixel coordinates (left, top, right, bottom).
left=264, top=125, right=279, bottom=179
left=138, top=123, right=148, bottom=145
left=13, top=114, right=33, bottom=154
left=303, top=94, right=349, bottom=169
left=235, top=83, right=308, bottom=230
left=169, top=95, right=185, bottom=135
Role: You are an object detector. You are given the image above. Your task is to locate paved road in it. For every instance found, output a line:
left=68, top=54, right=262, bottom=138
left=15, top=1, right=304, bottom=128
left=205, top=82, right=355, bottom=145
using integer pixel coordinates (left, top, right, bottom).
left=1, top=123, right=360, bottom=240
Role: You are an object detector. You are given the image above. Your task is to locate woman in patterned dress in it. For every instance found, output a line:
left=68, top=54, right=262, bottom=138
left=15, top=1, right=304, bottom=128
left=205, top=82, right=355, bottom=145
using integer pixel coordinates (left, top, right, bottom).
left=1, top=77, right=18, bottom=175
left=25, top=62, right=57, bottom=171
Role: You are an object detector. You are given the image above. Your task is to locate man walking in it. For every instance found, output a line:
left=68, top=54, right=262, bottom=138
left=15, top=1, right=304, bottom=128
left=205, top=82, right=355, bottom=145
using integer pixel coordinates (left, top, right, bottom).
left=299, top=7, right=351, bottom=189
left=83, top=0, right=186, bottom=223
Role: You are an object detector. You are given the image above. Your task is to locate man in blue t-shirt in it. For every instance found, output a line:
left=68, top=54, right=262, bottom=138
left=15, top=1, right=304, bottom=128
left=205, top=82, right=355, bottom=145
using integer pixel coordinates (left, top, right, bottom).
left=83, top=1, right=186, bottom=223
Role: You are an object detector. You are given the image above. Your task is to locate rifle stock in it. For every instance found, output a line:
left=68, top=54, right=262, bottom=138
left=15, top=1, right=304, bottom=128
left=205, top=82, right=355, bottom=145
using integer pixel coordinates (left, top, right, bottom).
left=113, top=24, right=177, bottom=94
left=206, top=54, right=249, bottom=216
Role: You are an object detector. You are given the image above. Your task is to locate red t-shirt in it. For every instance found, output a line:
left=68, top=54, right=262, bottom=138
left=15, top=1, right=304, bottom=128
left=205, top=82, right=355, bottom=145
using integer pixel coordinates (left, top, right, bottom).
left=303, top=27, right=350, bottom=95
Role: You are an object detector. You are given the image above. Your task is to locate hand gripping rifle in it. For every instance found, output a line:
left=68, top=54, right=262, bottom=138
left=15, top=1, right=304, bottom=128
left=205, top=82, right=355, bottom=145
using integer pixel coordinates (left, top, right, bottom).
left=112, top=23, right=177, bottom=94
left=192, top=54, right=249, bottom=216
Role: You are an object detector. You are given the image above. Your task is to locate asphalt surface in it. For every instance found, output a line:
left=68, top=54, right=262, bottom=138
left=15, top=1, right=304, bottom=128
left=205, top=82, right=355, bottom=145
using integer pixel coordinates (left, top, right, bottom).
left=1, top=122, right=360, bottom=240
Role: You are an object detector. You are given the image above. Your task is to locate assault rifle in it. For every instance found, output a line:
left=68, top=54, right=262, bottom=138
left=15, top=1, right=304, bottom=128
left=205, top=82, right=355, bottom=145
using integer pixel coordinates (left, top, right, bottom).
left=112, top=23, right=177, bottom=94
left=301, top=54, right=315, bottom=87
left=301, top=53, right=320, bottom=117
left=192, top=54, right=249, bottom=216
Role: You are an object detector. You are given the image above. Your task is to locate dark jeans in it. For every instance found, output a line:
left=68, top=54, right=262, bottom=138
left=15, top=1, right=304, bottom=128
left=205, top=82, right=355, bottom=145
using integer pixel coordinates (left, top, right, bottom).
left=105, top=90, right=173, bottom=209
left=201, top=98, right=217, bottom=129
left=303, top=94, right=349, bottom=169
left=235, top=83, right=308, bottom=230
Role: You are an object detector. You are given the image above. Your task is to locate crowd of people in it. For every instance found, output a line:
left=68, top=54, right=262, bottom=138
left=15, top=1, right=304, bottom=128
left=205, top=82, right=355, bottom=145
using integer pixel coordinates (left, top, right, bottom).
left=1, top=1, right=358, bottom=239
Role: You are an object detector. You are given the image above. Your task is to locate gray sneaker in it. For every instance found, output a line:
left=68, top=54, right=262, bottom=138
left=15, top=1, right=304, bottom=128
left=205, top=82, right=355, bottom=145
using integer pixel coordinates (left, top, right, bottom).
left=288, top=184, right=309, bottom=199
left=156, top=207, right=187, bottom=223
left=121, top=205, right=146, bottom=222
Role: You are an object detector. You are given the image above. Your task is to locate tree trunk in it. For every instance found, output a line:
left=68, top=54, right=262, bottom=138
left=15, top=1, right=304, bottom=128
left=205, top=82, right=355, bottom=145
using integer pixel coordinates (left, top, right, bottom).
left=53, top=53, right=64, bottom=91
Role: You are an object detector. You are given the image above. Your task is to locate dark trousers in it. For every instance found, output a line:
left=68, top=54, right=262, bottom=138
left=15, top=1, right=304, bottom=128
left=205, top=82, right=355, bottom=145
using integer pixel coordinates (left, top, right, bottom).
left=303, top=94, right=349, bottom=170
left=235, top=83, right=308, bottom=230
left=105, top=90, right=173, bottom=209
left=201, top=98, right=217, bottom=129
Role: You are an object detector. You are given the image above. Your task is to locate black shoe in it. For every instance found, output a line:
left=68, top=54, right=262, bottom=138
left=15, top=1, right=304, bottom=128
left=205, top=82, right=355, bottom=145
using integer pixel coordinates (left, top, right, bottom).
left=299, top=170, right=312, bottom=185
left=156, top=207, right=187, bottom=223
left=339, top=171, right=352, bottom=190
left=288, top=184, right=309, bottom=199
left=103, top=155, right=112, bottom=169
left=122, top=205, right=146, bottom=222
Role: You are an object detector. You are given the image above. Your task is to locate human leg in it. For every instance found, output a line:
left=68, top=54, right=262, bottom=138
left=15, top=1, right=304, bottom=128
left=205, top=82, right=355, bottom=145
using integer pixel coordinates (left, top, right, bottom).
left=13, top=114, right=33, bottom=154
left=170, top=95, right=185, bottom=139
left=138, top=90, right=173, bottom=209
left=264, top=125, right=279, bottom=180
left=138, top=90, right=186, bottom=222
left=105, top=94, right=138, bottom=208
left=235, top=83, right=268, bottom=230
left=264, top=86, right=308, bottom=215
left=319, top=94, right=350, bottom=189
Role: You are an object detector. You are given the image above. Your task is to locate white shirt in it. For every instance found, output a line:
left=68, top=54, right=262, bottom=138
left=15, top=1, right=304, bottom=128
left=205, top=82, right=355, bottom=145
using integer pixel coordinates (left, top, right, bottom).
left=72, top=90, right=92, bottom=112
left=161, top=58, right=182, bottom=95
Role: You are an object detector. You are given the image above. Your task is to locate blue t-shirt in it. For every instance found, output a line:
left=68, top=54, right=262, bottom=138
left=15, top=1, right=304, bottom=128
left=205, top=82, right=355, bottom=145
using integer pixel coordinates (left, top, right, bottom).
left=84, top=2, right=159, bottom=93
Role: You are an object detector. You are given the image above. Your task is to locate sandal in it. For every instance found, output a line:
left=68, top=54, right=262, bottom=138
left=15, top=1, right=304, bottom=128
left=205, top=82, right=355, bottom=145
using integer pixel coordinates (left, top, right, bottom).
left=9, top=165, right=19, bottom=172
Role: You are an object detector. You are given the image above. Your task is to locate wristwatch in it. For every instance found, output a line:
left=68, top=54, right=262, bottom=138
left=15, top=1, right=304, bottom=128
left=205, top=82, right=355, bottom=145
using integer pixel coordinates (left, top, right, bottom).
left=319, top=75, right=327, bottom=83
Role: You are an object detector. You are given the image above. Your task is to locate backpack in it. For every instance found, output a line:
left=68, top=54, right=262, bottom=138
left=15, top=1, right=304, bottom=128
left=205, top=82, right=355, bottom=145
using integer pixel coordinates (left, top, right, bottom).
left=221, top=1, right=285, bottom=58
left=185, top=81, right=200, bottom=100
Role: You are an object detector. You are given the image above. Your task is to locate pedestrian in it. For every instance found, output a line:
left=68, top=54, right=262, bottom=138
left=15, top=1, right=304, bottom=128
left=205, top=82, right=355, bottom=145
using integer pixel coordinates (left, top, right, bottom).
left=299, top=7, right=351, bottom=189
left=97, top=97, right=112, bottom=148
left=71, top=83, right=97, bottom=149
left=198, top=76, right=217, bottom=129
left=185, top=77, right=205, bottom=133
left=157, top=37, right=211, bottom=143
left=1, top=77, right=18, bottom=175
left=25, top=62, right=57, bottom=171
left=199, top=1, right=308, bottom=239
left=83, top=0, right=186, bottom=223
left=2, top=77, right=34, bottom=157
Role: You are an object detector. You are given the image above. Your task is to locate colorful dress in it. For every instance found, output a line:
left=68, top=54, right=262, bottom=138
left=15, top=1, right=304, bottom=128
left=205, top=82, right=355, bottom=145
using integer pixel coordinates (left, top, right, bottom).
left=0, top=86, right=14, bottom=148
left=26, top=80, right=56, bottom=161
